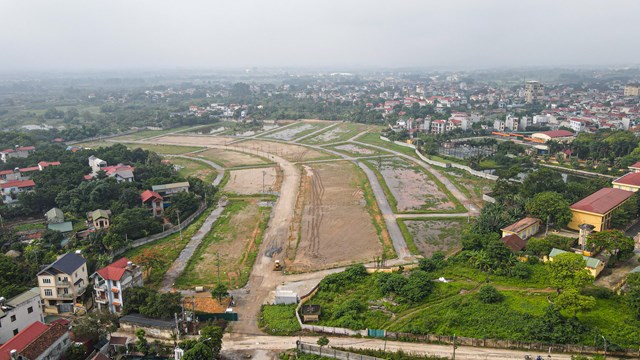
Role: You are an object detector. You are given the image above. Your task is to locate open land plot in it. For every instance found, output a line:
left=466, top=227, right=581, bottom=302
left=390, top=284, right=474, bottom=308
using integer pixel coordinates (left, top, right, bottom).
left=398, top=218, right=466, bottom=257
left=175, top=198, right=271, bottom=289
left=441, top=168, right=494, bottom=208
left=238, top=140, right=334, bottom=162
left=110, top=126, right=195, bottom=141
left=261, top=122, right=326, bottom=141
left=355, top=132, right=421, bottom=160
left=224, top=167, right=279, bottom=195
left=301, top=122, right=375, bottom=145
left=164, top=157, right=217, bottom=183
left=288, top=162, right=385, bottom=272
left=74, top=141, right=202, bottom=155
left=330, top=143, right=378, bottom=156
left=191, top=148, right=271, bottom=167
left=153, top=134, right=238, bottom=146
left=367, top=158, right=461, bottom=213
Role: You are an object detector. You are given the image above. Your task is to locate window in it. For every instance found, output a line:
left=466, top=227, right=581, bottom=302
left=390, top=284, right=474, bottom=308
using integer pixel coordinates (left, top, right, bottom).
left=13, top=329, right=18, bottom=336
left=42, top=278, right=51, bottom=284
left=113, top=292, right=119, bottom=300
left=10, top=315, right=16, bottom=322
left=44, top=289, right=53, bottom=296
left=27, top=307, right=33, bottom=314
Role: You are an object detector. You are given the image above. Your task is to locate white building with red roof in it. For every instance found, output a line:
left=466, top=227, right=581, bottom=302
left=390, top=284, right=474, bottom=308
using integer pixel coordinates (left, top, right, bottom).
left=1, top=180, right=36, bottom=204
left=91, top=258, right=143, bottom=314
left=0, top=146, right=36, bottom=163
left=0, top=321, right=69, bottom=360
left=141, top=190, right=164, bottom=217
left=530, top=130, right=575, bottom=142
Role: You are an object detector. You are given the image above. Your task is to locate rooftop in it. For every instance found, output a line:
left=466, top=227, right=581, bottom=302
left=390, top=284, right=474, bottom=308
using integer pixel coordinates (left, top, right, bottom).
left=500, top=234, right=526, bottom=252
left=95, top=258, right=131, bottom=281
left=152, top=182, right=190, bottom=191
left=614, top=172, right=640, bottom=187
left=0, top=180, right=36, bottom=189
left=501, top=217, right=541, bottom=234
left=19, top=323, right=68, bottom=360
left=534, top=130, right=574, bottom=138
left=141, top=189, right=163, bottom=203
left=549, top=248, right=602, bottom=269
left=38, top=252, right=86, bottom=276
left=0, top=322, right=49, bottom=360
left=571, top=188, right=635, bottom=215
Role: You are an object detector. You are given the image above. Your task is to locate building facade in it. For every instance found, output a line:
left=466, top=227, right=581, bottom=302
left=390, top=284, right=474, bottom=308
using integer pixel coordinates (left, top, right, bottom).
left=92, top=258, right=143, bottom=314
left=524, top=81, right=544, bottom=103
left=0, top=288, right=44, bottom=344
left=37, top=252, right=88, bottom=314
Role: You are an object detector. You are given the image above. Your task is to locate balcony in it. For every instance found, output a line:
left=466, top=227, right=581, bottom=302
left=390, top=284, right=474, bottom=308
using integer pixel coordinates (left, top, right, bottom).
left=57, top=292, right=73, bottom=299
left=95, top=295, right=108, bottom=304
left=56, top=280, right=70, bottom=286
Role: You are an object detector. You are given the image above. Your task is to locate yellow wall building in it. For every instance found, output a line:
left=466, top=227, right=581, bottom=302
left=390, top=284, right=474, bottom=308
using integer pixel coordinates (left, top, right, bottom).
left=501, top=217, right=541, bottom=240
left=568, top=188, right=635, bottom=232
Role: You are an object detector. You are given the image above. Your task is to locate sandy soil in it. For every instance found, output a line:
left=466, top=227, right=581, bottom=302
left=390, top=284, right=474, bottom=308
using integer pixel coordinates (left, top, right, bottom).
left=264, top=123, right=319, bottom=141
left=404, top=219, right=465, bottom=257
left=192, top=148, right=269, bottom=167
left=305, top=126, right=350, bottom=143
left=224, top=167, right=278, bottom=195
left=153, top=135, right=237, bottom=146
left=374, top=158, right=455, bottom=212
left=289, top=162, right=383, bottom=272
left=334, top=143, right=376, bottom=155
left=238, top=140, right=330, bottom=162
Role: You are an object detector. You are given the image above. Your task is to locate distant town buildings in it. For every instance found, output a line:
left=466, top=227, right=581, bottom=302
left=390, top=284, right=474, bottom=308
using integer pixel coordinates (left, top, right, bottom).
left=524, top=80, right=545, bottom=103
left=624, top=84, right=640, bottom=97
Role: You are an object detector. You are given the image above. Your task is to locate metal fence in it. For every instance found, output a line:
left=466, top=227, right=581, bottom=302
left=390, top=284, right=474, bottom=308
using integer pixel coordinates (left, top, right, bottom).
left=297, top=343, right=384, bottom=360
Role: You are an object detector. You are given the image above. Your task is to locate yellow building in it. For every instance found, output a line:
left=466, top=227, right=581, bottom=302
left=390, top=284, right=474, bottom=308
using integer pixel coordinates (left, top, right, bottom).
left=612, top=172, right=640, bottom=192
left=547, top=248, right=605, bottom=278
left=501, top=217, right=541, bottom=240
left=568, top=188, right=635, bottom=232
left=624, top=84, right=640, bottom=97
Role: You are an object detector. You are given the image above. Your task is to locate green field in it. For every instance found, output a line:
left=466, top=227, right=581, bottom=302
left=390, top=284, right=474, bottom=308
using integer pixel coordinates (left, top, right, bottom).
left=76, top=141, right=203, bottom=155
left=111, top=125, right=198, bottom=140
left=355, top=133, right=421, bottom=160
left=260, top=121, right=327, bottom=141
left=300, top=122, right=376, bottom=145
left=166, top=157, right=218, bottom=183
left=397, top=217, right=467, bottom=256
left=259, top=304, right=301, bottom=335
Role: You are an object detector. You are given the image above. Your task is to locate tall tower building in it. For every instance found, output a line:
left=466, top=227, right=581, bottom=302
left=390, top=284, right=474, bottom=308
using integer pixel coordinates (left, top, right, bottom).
left=524, top=81, right=544, bottom=103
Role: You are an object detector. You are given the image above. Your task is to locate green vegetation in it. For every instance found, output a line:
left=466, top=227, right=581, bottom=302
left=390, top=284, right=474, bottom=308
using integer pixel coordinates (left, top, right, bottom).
left=167, top=157, right=218, bottom=183
left=397, top=218, right=467, bottom=256
left=12, top=222, right=46, bottom=232
left=259, top=304, right=302, bottom=335
left=112, top=125, right=197, bottom=140
left=301, top=123, right=377, bottom=145
left=120, top=143, right=204, bottom=155
left=356, top=132, right=421, bottom=160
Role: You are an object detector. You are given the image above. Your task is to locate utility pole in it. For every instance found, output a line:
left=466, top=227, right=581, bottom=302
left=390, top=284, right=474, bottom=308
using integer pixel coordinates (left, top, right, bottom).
left=262, top=170, right=266, bottom=193
left=545, top=215, right=550, bottom=236
left=452, top=334, right=457, bottom=360
left=177, top=210, right=183, bottom=243
left=601, top=335, right=607, bottom=360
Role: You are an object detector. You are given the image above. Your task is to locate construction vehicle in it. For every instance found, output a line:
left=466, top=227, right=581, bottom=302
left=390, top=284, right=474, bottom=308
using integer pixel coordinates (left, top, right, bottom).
left=273, top=260, right=283, bottom=271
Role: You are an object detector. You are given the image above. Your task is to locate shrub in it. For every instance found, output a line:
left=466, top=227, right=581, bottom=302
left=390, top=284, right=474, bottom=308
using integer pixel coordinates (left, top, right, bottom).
left=510, top=262, right=533, bottom=279
left=478, top=285, right=503, bottom=304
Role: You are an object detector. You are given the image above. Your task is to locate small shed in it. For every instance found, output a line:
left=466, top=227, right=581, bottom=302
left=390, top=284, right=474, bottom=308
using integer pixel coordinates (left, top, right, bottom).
left=300, top=304, right=321, bottom=323
left=274, top=290, right=299, bottom=305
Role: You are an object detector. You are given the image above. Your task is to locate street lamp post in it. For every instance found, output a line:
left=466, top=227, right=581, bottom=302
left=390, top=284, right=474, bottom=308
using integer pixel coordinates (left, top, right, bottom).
left=601, top=335, right=607, bottom=360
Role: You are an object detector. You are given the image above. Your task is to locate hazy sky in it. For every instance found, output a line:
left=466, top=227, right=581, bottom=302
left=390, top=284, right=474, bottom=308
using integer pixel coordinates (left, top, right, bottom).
left=1, top=0, right=639, bottom=71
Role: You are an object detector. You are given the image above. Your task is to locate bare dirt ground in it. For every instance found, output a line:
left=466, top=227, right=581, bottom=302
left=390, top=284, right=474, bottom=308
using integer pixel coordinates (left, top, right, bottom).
left=304, top=126, right=351, bottom=143
left=224, top=167, right=278, bottom=195
left=333, top=143, right=376, bottom=155
left=238, top=140, right=331, bottom=162
left=288, top=162, right=383, bottom=272
left=154, top=134, right=237, bottom=145
left=403, top=219, right=466, bottom=257
left=192, top=148, right=270, bottom=167
left=263, top=123, right=320, bottom=141
left=374, top=158, right=455, bottom=212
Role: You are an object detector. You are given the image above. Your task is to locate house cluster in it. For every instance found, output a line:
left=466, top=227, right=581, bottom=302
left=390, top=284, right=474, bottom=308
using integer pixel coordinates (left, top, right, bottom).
left=0, top=157, right=60, bottom=205
left=84, top=156, right=134, bottom=182
left=187, top=103, right=245, bottom=118
left=0, top=251, right=143, bottom=359
left=392, top=111, right=484, bottom=135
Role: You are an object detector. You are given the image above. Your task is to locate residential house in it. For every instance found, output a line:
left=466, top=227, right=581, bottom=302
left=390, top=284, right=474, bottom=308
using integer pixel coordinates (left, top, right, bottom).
left=37, top=252, right=88, bottom=314
left=45, top=208, right=64, bottom=224
left=0, top=322, right=69, bottom=360
left=151, top=182, right=190, bottom=205
left=628, top=161, right=640, bottom=173
left=493, top=119, right=506, bottom=132
left=547, top=248, right=605, bottom=278
left=568, top=188, right=635, bottom=232
left=569, top=118, right=590, bottom=132
left=0, top=288, right=44, bottom=344
left=624, top=84, right=640, bottom=97
left=430, top=120, right=447, bottom=134
left=500, top=234, right=526, bottom=253
left=0, top=146, right=35, bottom=163
left=87, top=210, right=111, bottom=230
left=91, top=258, right=143, bottom=314
left=505, top=115, right=519, bottom=131
left=141, top=190, right=164, bottom=217
left=37, top=161, right=60, bottom=171
left=102, top=165, right=135, bottom=183
left=524, top=81, right=544, bottom=103
left=88, top=156, right=107, bottom=174
left=501, top=217, right=541, bottom=240
left=1, top=180, right=36, bottom=204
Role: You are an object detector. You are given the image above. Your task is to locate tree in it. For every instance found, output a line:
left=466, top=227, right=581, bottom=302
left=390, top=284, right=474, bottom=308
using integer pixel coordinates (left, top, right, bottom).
left=554, top=288, right=596, bottom=317
left=64, top=344, right=86, bottom=360
left=199, top=325, right=223, bottom=358
left=478, top=285, right=504, bottom=303
left=317, top=336, right=330, bottom=348
left=72, top=309, right=118, bottom=341
left=520, top=168, right=566, bottom=198
left=136, top=329, right=150, bottom=356
left=587, top=230, right=635, bottom=262
left=400, top=270, right=434, bottom=303
left=525, top=191, right=572, bottom=228
left=547, top=252, right=594, bottom=295
left=211, top=284, right=229, bottom=303
left=182, top=342, right=213, bottom=360
left=626, top=273, right=640, bottom=319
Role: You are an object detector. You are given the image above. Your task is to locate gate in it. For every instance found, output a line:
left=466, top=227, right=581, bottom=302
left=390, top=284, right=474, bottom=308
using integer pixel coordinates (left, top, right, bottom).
left=367, top=329, right=386, bottom=338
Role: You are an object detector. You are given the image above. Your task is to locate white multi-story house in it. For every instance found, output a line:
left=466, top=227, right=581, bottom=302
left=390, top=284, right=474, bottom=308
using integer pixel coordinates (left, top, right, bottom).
left=0, top=288, right=43, bottom=344
left=1, top=180, right=36, bottom=204
left=92, top=258, right=143, bottom=314
left=505, top=115, right=519, bottom=132
left=88, top=155, right=107, bottom=174
left=569, top=118, right=590, bottom=132
left=37, top=252, right=88, bottom=314
left=430, top=120, right=447, bottom=134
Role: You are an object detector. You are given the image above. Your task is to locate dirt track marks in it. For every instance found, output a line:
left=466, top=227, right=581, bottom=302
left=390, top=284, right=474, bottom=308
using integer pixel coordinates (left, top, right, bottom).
left=304, top=165, right=325, bottom=259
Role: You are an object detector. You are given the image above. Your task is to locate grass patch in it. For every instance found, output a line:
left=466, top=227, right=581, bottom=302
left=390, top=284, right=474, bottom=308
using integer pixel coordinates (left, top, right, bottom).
left=301, top=122, right=376, bottom=145
left=397, top=218, right=467, bottom=257
left=397, top=219, right=420, bottom=255
left=175, top=198, right=271, bottom=289
left=13, top=222, right=46, bottom=231
left=442, top=167, right=495, bottom=200
left=259, top=304, right=302, bottom=335
left=111, top=126, right=195, bottom=140
left=122, top=205, right=213, bottom=289
left=355, top=133, right=421, bottom=160
left=121, top=143, right=204, bottom=155
left=166, top=157, right=217, bottom=183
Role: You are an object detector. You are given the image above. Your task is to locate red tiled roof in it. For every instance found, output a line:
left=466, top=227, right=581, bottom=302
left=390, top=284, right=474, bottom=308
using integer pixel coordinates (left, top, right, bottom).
left=19, top=323, right=68, bottom=360
left=141, top=190, right=163, bottom=203
left=16, top=146, right=35, bottom=151
left=38, top=161, right=61, bottom=168
left=629, top=161, right=640, bottom=169
left=0, top=170, right=13, bottom=176
left=96, top=257, right=130, bottom=281
left=613, top=172, right=640, bottom=187
left=0, top=180, right=36, bottom=189
left=108, top=336, right=130, bottom=346
left=537, top=130, right=574, bottom=138
left=571, top=188, right=635, bottom=214
left=19, top=166, right=40, bottom=173
left=501, top=234, right=526, bottom=252
left=0, top=322, right=49, bottom=360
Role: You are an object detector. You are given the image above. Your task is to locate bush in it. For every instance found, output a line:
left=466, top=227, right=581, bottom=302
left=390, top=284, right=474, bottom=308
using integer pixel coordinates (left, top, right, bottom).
left=478, top=285, right=504, bottom=304
left=581, top=286, right=613, bottom=299
left=510, top=262, right=533, bottom=279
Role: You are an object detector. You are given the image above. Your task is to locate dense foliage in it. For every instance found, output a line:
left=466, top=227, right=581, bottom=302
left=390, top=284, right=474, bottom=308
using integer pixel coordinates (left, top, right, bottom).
left=122, top=287, right=182, bottom=319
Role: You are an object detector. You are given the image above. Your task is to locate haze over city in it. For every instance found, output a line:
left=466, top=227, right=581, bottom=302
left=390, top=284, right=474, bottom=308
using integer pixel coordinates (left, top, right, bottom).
left=1, top=0, right=640, bottom=72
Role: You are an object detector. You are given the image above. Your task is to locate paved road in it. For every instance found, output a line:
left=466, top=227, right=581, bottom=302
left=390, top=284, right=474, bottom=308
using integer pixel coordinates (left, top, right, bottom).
left=159, top=203, right=227, bottom=292
left=221, top=335, right=578, bottom=360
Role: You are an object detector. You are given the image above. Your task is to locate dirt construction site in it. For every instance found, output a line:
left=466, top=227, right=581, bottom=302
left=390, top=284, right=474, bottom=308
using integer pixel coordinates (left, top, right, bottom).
left=287, top=161, right=383, bottom=272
